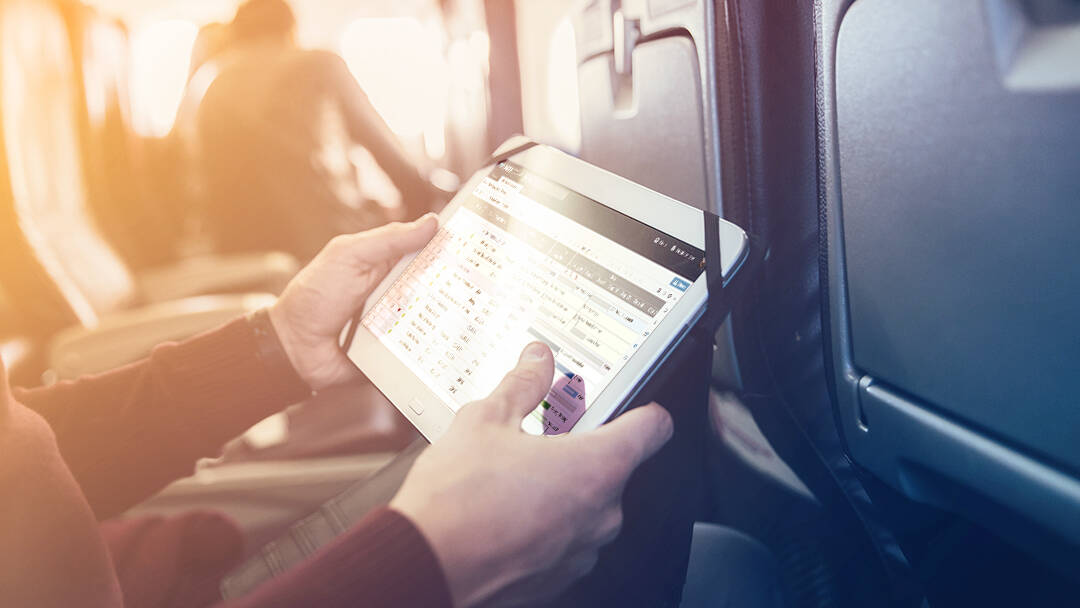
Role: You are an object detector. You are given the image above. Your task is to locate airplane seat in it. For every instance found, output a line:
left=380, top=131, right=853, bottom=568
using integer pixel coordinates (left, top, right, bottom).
left=61, top=4, right=178, bottom=271
left=721, top=0, right=1080, bottom=603
left=568, top=0, right=947, bottom=603
left=574, top=0, right=714, bottom=211
left=0, top=0, right=302, bottom=381
left=0, top=197, right=80, bottom=384
left=0, top=0, right=413, bottom=549
left=707, top=1, right=917, bottom=605
left=563, top=0, right=869, bottom=605
left=680, top=522, right=784, bottom=608
left=0, top=191, right=82, bottom=339
left=65, top=5, right=302, bottom=301
left=544, top=2, right=823, bottom=605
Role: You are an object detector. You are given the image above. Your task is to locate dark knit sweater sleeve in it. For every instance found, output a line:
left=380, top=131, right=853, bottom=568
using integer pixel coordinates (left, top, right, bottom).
left=14, top=317, right=312, bottom=519
left=219, top=508, right=453, bottom=608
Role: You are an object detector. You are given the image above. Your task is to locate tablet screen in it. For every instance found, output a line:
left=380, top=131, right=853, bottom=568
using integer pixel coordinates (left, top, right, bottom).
left=362, top=161, right=704, bottom=434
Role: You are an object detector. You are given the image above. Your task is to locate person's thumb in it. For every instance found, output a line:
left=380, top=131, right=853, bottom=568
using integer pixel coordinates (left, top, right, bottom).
left=339, top=213, right=438, bottom=264
left=479, top=342, right=555, bottom=426
left=589, top=402, right=673, bottom=477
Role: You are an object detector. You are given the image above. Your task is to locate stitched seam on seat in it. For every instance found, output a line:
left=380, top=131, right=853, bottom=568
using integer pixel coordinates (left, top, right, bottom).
left=732, top=0, right=754, bottom=233
left=810, top=2, right=922, bottom=600
left=718, top=1, right=738, bottom=220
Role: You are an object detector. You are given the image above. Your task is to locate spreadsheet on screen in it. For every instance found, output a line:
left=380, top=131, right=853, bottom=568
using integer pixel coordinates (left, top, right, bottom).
left=362, top=162, right=704, bottom=434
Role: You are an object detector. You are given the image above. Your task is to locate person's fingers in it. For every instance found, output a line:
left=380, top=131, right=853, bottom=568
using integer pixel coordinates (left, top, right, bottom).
left=338, top=213, right=439, bottom=263
left=479, top=342, right=554, bottom=425
left=587, top=402, right=673, bottom=477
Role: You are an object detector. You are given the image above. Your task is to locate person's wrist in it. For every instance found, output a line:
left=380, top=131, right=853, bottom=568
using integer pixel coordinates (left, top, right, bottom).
left=264, top=304, right=316, bottom=388
left=247, top=307, right=312, bottom=393
left=266, top=302, right=359, bottom=391
left=265, top=304, right=319, bottom=384
left=389, top=501, right=469, bottom=607
left=390, top=497, right=511, bottom=608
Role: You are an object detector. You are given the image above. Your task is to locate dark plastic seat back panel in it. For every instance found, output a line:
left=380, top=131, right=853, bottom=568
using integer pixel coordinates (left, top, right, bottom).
left=823, top=0, right=1080, bottom=562
left=572, top=0, right=748, bottom=387
left=578, top=35, right=708, bottom=209
left=837, top=0, right=1080, bottom=474
left=573, top=0, right=720, bottom=214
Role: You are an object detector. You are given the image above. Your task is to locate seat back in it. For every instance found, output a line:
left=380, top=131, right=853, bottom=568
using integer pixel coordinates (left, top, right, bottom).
left=571, top=0, right=752, bottom=389
left=701, top=1, right=925, bottom=604
left=0, top=0, right=136, bottom=327
left=827, top=0, right=1080, bottom=571
left=572, top=0, right=719, bottom=213
left=720, top=0, right=1080, bottom=600
left=508, top=7, right=737, bottom=604
left=67, top=7, right=165, bottom=269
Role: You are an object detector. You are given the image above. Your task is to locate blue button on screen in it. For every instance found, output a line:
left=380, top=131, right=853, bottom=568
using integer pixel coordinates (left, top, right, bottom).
left=669, top=277, right=690, bottom=292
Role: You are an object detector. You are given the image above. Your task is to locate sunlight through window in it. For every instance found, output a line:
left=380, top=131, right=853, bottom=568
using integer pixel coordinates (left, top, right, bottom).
left=340, top=17, right=448, bottom=159
left=547, top=18, right=580, bottom=151
left=129, top=19, right=198, bottom=137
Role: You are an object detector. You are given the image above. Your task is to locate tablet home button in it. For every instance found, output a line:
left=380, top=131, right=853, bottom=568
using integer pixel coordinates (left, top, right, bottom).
left=408, top=398, right=425, bottom=416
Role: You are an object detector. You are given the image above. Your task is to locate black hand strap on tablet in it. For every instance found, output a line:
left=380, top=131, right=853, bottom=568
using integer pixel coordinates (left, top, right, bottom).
left=310, top=139, right=743, bottom=608
left=627, top=208, right=733, bottom=410
left=491, top=137, right=730, bottom=336
left=487, top=137, right=540, bottom=165
left=490, top=136, right=731, bottom=336
left=558, top=209, right=739, bottom=607
left=699, top=209, right=729, bottom=334
left=343, top=139, right=735, bottom=354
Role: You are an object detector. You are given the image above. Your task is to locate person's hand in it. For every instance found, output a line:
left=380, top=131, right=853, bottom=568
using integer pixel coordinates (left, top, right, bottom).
left=390, top=343, right=673, bottom=607
left=269, top=215, right=438, bottom=390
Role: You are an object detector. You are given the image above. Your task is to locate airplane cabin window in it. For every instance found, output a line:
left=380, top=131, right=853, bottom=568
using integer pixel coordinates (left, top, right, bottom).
left=340, top=17, right=448, bottom=159
left=129, top=19, right=199, bottom=137
left=515, top=1, right=582, bottom=153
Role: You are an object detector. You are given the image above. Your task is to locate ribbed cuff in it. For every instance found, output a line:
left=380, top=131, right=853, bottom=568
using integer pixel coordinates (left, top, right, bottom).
left=157, top=317, right=312, bottom=450
left=326, top=508, right=453, bottom=608
left=222, top=508, right=453, bottom=608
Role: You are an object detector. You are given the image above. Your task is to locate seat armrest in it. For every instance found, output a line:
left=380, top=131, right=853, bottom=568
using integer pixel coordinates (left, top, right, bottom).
left=123, top=453, right=397, bottom=551
left=137, top=252, right=299, bottom=303
left=48, top=293, right=275, bottom=380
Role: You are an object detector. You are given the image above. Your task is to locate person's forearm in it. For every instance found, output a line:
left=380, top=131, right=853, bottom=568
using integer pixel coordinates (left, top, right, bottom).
left=15, top=317, right=311, bottom=519
left=216, top=508, right=452, bottom=608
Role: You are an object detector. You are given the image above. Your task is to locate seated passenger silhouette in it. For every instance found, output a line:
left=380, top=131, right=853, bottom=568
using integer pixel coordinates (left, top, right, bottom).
left=188, top=0, right=440, bottom=261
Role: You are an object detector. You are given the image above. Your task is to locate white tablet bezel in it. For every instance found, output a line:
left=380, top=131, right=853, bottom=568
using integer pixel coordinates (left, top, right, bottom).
left=347, top=144, right=748, bottom=441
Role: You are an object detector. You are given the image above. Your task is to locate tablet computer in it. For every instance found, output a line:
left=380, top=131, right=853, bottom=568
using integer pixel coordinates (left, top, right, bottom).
left=347, top=144, right=748, bottom=441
